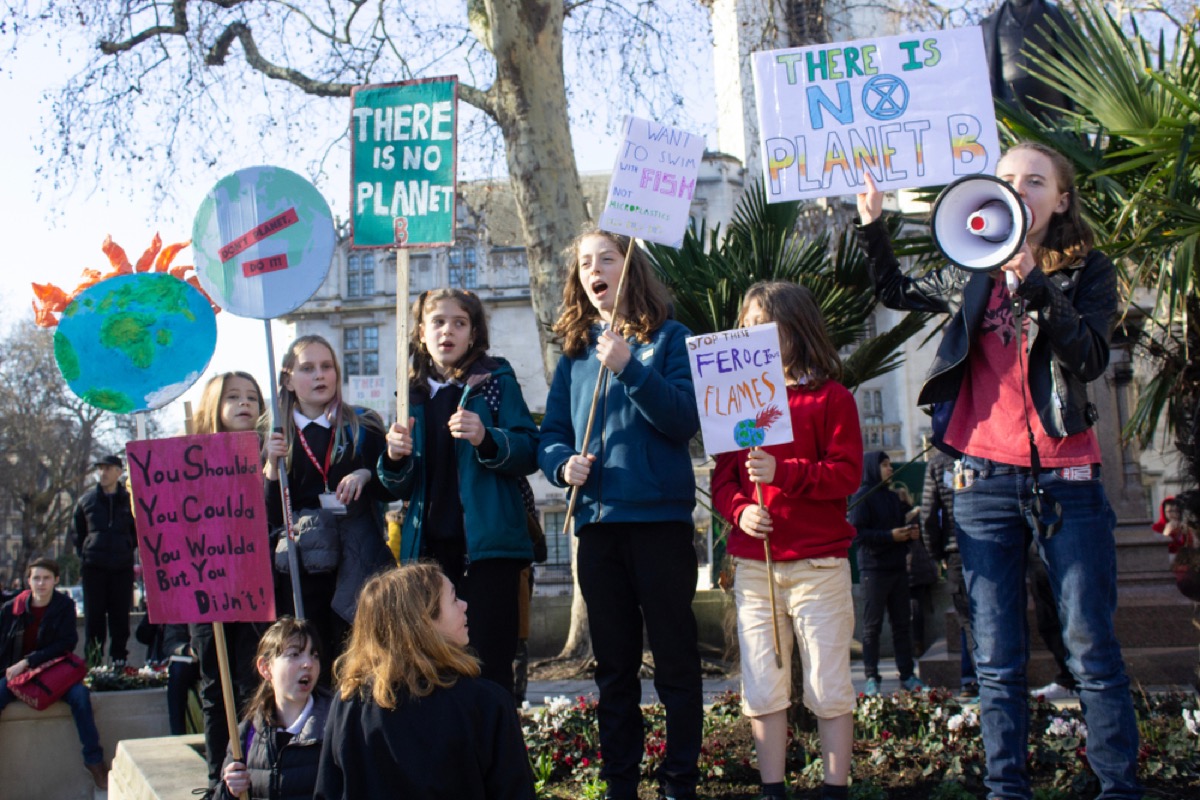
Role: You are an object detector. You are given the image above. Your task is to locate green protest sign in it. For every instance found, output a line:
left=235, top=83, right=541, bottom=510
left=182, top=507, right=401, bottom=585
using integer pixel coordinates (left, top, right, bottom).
left=350, top=77, right=457, bottom=248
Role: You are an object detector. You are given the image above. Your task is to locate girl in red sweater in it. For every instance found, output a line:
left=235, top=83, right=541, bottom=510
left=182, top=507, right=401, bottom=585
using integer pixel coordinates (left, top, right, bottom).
left=713, top=282, right=864, bottom=800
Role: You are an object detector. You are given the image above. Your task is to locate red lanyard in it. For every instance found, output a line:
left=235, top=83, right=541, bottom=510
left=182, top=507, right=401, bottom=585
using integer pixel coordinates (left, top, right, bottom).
left=296, top=424, right=336, bottom=491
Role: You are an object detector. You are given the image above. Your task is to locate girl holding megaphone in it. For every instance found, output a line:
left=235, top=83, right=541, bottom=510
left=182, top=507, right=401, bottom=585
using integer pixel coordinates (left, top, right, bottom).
left=856, top=143, right=1140, bottom=800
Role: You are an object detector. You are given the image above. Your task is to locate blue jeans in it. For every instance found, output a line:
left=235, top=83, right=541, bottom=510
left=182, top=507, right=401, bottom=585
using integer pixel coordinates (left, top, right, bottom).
left=0, top=675, right=105, bottom=766
left=954, top=456, right=1141, bottom=799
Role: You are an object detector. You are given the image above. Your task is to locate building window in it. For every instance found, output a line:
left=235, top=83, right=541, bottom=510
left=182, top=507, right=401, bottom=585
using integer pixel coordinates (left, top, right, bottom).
left=448, top=240, right=477, bottom=289
left=348, top=253, right=376, bottom=298
left=343, top=325, right=379, bottom=380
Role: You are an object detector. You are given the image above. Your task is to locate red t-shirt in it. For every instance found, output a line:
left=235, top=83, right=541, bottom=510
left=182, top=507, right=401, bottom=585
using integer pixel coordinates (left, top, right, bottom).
left=945, top=276, right=1100, bottom=467
left=713, top=381, right=863, bottom=561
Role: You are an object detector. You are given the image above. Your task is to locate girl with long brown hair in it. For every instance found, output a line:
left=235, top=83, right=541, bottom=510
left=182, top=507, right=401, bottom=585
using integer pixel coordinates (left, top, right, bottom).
left=712, top=281, right=863, bottom=800
left=379, top=288, right=538, bottom=694
left=217, top=617, right=328, bottom=800
left=537, top=226, right=702, bottom=800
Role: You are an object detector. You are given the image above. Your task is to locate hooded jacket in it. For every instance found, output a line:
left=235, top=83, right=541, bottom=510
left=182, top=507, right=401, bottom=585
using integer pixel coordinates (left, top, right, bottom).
left=857, top=219, right=1115, bottom=454
left=0, top=588, right=78, bottom=672
left=378, top=357, right=537, bottom=564
left=538, top=320, right=699, bottom=529
left=849, top=451, right=910, bottom=573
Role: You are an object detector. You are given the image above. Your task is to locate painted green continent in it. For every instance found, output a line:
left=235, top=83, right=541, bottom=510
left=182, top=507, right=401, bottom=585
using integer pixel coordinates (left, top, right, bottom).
left=54, top=332, right=81, bottom=382
left=82, top=388, right=135, bottom=414
left=100, top=312, right=158, bottom=368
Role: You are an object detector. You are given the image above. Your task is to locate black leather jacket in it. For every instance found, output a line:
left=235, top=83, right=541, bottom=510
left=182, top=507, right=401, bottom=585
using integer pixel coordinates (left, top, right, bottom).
left=857, top=219, right=1116, bottom=452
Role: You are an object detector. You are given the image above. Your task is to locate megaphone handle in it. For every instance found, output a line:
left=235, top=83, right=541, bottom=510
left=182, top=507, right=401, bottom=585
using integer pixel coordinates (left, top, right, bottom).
left=1006, top=270, right=1019, bottom=294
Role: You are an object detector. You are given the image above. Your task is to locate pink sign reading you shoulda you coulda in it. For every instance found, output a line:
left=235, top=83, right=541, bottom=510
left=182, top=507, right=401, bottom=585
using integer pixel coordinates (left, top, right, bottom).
left=127, top=431, right=276, bottom=624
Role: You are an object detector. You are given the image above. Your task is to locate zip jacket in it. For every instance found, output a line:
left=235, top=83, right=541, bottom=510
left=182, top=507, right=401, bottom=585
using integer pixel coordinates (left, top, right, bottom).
left=74, top=482, right=138, bottom=570
left=538, top=320, right=699, bottom=529
left=857, top=218, right=1116, bottom=452
left=378, top=357, right=537, bottom=563
left=0, top=589, right=78, bottom=672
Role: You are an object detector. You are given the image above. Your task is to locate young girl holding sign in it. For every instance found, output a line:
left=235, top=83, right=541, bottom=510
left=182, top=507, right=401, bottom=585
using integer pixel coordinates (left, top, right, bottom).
left=217, top=617, right=330, bottom=800
left=712, top=282, right=863, bottom=800
left=264, top=335, right=396, bottom=669
left=857, top=144, right=1140, bottom=799
left=538, top=227, right=702, bottom=800
left=378, top=288, right=538, bottom=693
left=192, top=371, right=272, bottom=792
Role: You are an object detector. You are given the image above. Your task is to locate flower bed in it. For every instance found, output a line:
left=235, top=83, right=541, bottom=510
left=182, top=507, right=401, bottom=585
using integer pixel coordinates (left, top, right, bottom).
left=522, top=689, right=1200, bottom=799
left=85, top=663, right=170, bottom=692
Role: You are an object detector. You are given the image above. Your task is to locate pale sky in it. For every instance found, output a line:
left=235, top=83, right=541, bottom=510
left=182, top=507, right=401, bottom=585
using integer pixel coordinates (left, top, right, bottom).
left=0, top=18, right=716, bottom=436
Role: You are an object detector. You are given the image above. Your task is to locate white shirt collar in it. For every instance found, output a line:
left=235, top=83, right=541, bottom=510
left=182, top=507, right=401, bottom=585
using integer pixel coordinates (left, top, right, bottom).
left=426, top=376, right=462, bottom=398
left=293, top=408, right=333, bottom=429
left=281, top=694, right=315, bottom=735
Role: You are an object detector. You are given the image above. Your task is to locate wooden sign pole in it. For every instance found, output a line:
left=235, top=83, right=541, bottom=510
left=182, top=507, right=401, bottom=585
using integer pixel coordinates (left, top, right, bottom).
left=396, top=246, right=410, bottom=425
left=265, top=321, right=304, bottom=619
left=755, top=474, right=783, bottom=668
left=562, top=239, right=635, bottom=534
left=214, top=622, right=249, bottom=800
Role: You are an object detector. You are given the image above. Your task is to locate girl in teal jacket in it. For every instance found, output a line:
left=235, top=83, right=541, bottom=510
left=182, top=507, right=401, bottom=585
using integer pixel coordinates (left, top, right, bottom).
left=379, top=288, right=538, bottom=693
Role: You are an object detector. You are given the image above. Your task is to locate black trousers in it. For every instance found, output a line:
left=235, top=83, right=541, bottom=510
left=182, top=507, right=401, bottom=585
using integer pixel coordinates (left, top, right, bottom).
left=191, top=622, right=264, bottom=784
left=166, top=658, right=200, bottom=736
left=454, top=558, right=525, bottom=696
left=860, top=568, right=915, bottom=681
left=577, top=521, right=702, bottom=799
left=81, top=564, right=134, bottom=662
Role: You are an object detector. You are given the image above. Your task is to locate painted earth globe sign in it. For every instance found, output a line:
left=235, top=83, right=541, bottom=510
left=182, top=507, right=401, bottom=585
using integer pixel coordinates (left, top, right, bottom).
left=192, top=165, right=335, bottom=319
left=53, top=272, right=217, bottom=413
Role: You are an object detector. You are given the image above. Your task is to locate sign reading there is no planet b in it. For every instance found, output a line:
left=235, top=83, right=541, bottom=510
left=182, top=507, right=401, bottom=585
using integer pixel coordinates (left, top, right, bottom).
left=350, top=77, right=458, bottom=248
left=600, top=116, right=705, bottom=248
left=753, top=26, right=1000, bottom=201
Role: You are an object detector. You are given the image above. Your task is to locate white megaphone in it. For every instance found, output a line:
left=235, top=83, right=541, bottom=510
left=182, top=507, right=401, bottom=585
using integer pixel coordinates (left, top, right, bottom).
left=931, top=175, right=1033, bottom=292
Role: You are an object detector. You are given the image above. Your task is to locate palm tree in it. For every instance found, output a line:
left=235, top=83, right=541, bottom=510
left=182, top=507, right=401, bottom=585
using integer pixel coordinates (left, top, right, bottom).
left=647, top=180, right=929, bottom=393
left=1004, top=0, right=1200, bottom=485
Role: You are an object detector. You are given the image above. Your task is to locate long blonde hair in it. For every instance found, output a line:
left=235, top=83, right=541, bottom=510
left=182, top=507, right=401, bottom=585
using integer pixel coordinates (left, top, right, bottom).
left=553, top=225, right=671, bottom=358
left=193, top=371, right=267, bottom=435
left=334, top=564, right=479, bottom=708
left=276, top=335, right=383, bottom=471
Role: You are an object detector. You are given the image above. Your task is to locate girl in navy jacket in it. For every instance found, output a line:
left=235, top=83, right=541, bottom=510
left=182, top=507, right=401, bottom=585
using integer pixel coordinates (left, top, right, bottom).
left=538, top=226, right=702, bottom=800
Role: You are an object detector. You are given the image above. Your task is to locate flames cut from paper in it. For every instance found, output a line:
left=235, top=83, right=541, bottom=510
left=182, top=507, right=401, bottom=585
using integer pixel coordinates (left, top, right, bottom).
left=32, top=234, right=220, bottom=327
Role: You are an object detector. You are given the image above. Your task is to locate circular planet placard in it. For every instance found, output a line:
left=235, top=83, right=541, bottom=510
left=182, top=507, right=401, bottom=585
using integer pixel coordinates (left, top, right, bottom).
left=54, top=272, right=217, bottom=413
left=192, top=166, right=335, bottom=319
